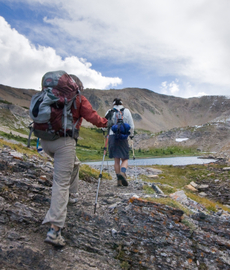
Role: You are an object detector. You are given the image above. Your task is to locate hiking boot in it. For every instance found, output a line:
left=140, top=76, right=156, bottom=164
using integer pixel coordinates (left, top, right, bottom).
left=118, top=172, right=128, bottom=186
left=68, top=192, right=78, bottom=204
left=44, top=228, right=66, bottom=247
left=117, top=179, right=122, bottom=187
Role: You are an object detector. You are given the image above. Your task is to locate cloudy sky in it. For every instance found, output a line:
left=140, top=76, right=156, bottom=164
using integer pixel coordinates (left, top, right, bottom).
left=0, top=0, right=230, bottom=98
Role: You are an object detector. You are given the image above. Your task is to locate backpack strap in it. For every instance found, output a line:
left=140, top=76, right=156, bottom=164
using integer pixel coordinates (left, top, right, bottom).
left=105, top=108, right=115, bottom=119
left=71, top=93, right=82, bottom=140
left=71, top=119, right=80, bottom=143
left=62, top=90, right=82, bottom=138
left=115, top=108, right=125, bottom=124
left=73, top=90, right=81, bottom=109
left=63, top=98, right=68, bottom=137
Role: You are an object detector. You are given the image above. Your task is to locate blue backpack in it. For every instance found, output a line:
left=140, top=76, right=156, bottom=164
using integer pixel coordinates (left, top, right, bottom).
left=111, top=108, right=131, bottom=140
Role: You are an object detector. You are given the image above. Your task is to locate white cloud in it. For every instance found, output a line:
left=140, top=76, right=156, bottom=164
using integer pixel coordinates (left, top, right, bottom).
left=196, top=92, right=208, bottom=97
left=160, top=79, right=212, bottom=98
left=160, top=80, right=180, bottom=95
left=0, top=16, right=122, bottom=90
left=33, top=0, right=230, bottom=88
left=169, top=81, right=179, bottom=94
left=1, top=0, right=230, bottom=97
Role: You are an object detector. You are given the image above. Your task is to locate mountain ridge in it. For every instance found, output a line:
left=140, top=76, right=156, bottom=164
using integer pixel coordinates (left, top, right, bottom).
left=1, top=83, right=230, bottom=133
left=2, top=83, right=230, bottom=158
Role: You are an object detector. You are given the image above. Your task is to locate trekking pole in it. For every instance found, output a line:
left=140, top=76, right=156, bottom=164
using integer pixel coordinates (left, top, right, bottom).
left=94, top=129, right=109, bottom=214
left=131, top=139, right=135, bottom=160
left=102, top=128, right=109, bottom=170
left=131, top=138, right=137, bottom=181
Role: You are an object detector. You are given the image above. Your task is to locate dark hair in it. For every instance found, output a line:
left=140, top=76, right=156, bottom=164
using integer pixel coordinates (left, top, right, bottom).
left=69, top=74, right=84, bottom=91
left=113, top=98, right=123, bottom=106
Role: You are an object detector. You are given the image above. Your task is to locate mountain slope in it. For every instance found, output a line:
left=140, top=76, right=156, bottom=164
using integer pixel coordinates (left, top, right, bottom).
left=1, top=83, right=230, bottom=157
left=83, top=88, right=230, bottom=132
left=1, top=83, right=230, bottom=133
left=0, top=84, right=37, bottom=108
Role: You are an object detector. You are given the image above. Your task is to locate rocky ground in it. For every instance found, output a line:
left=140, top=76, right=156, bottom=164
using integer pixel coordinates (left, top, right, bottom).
left=131, top=121, right=230, bottom=162
left=1, top=147, right=230, bottom=269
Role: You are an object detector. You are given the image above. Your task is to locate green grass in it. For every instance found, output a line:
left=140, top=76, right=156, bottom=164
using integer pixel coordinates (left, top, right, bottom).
left=134, top=128, right=152, bottom=135
left=135, top=145, right=200, bottom=158
left=143, top=185, right=156, bottom=194
left=0, top=99, right=12, bottom=104
left=143, top=181, right=176, bottom=195
left=76, top=136, right=200, bottom=161
left=0, top=138, right=45, bottom=159
left=76, top=127, right=107, bottom=161
left=0, top=126, right=203, bottom=162
left=160, top=185, right=177, bottom=194
left=75, top=128, right=200, bottom=161
left=141, top=163, right=230, bottom=213
left=79, top=164, right=112, bottom=181
left=0, top=131, right=37, bottom=147
left=185, top=191, right=230, bottom=213
left=140, top=165, right=191, bottom=189
left=75, top=147, right=103, bottom=161
left=140, top=164, right=224, bottom=190
left=0, top=108, right=29, bottom=129
left=146, top=197, right=193, bottom=216
left=77, top=127, right=105, bottom=149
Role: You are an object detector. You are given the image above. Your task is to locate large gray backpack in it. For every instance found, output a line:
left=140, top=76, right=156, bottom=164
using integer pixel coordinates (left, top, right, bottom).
left=27, top=70, right=81, bottom=146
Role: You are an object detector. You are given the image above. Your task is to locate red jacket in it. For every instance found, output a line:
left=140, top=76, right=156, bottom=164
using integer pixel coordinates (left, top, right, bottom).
left=72, top=95, right=107, bottom=129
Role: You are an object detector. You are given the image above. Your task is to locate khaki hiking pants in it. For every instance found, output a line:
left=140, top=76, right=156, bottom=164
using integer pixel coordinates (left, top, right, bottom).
left=41, top=137, right=80, bottom=228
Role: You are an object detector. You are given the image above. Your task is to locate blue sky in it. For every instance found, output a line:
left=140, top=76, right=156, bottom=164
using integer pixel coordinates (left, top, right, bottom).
left=0, top=0, right=230, bottom=98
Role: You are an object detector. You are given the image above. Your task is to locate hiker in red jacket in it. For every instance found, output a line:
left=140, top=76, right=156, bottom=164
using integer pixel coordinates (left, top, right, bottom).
left=41, top=75, right=108, bottom=247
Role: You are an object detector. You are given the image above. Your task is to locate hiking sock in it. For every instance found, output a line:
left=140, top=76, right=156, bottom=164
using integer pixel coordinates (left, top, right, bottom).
left=121, top=167, right=127, bottom=173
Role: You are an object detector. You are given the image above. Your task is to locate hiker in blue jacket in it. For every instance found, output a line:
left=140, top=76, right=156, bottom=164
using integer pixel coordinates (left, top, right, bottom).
left=105, top=98, right=134, bottom=186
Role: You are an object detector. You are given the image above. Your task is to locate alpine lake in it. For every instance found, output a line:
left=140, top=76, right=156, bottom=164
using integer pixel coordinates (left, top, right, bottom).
left=84, top=156, right=216, bottom=166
